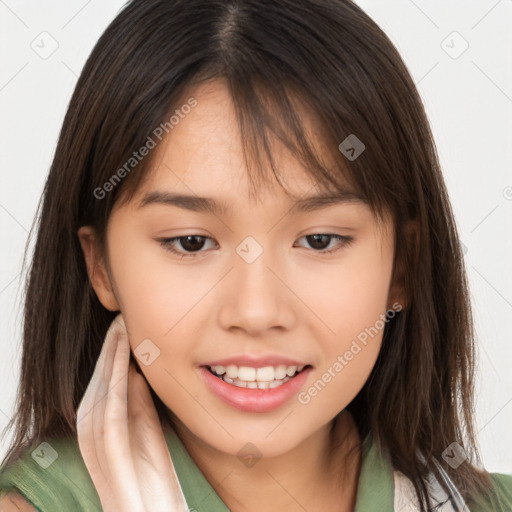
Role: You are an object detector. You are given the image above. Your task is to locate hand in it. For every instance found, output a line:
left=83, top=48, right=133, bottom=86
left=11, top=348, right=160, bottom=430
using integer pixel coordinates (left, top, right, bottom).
left=76, top=313, right=189, bottom=512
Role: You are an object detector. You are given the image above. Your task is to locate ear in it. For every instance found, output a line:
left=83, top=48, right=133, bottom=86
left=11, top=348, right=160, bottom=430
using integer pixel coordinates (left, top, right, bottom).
left=77, top=226, right=120, bottom=311
left=387, top=219, right=418, bottom=312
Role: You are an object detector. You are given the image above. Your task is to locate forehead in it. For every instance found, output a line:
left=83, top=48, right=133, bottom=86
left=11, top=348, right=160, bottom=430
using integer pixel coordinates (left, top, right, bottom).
left=127, top=79, right=360, bottom=211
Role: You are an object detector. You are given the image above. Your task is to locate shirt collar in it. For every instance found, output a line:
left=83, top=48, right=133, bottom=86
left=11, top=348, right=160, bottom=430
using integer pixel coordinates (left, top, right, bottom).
left=165, top=428, right=394, bottom=512
left=165, top=427, right=230, bottom=511
left=353, top=432, right=394, bottom=512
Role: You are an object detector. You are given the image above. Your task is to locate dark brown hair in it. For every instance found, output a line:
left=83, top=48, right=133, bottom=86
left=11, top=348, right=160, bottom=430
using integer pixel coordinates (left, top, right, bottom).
left=1, top=0, right=498, bottom=509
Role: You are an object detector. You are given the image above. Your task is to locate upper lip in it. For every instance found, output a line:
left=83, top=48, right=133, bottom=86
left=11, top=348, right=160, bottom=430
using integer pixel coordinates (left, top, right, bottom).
left=202, top=355, right=310, bottom=368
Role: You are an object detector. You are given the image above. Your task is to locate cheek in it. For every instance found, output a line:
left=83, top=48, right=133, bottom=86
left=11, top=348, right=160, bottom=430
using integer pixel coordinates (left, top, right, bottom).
left=105, top=228, right=198, bottom=395
left=313, top=241, right=393, bottom=411
left=107, top=226, right=201, bottom=338
left=294, top=237, right=392, bottom=407
left=106, top=215, right=394, bottom=428
left=297, top=267, right=391, bottom=413
left=106, top=227, right=220, bottom=401
left=298, top=342, right=380, bottom=417
left=291, top=236, right=394, bottom=342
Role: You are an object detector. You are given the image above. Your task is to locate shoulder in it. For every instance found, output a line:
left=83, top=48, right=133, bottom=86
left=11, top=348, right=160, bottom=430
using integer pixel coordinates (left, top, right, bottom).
left=0, top=437, right=101, bottom=512
left=468, top=472, right=512, bottom=512
left=0, top=490, right=37, bottom=511
left=488, top=472, right=512, bottom=503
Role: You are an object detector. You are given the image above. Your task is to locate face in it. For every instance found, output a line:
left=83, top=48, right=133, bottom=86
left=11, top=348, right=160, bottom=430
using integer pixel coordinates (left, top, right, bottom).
left=79, top=79, right=400, bottom=459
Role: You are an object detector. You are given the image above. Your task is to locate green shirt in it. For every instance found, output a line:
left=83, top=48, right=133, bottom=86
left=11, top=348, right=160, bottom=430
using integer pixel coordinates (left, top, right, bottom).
left=1, top=428, right=511, bottom=511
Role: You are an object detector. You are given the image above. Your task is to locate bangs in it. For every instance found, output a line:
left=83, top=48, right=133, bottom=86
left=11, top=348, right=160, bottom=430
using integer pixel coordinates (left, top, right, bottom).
left=116, top=69, right=389, bottom=231
left=106, top=0, right=416, bottom=230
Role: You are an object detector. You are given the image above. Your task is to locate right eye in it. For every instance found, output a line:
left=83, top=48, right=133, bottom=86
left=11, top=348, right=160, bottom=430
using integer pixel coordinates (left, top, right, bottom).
left=295, top=234, right=354, bottom=254
left=156, top=235, right=217, bottom=258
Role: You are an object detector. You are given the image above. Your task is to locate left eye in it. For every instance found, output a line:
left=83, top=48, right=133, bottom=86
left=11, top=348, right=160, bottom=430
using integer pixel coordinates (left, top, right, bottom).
left=157, top=234, right=354, bottom=259
left=295, top=234, right=354, bottom=253
left=157, top=235, right=216, bottom=258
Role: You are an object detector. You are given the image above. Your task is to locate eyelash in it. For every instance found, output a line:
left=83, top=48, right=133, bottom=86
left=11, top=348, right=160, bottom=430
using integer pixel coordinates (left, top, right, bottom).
left=156, top=234, right=354, bottom=259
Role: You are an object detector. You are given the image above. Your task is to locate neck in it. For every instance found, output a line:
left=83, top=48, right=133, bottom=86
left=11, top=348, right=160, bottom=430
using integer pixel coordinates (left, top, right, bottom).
left=168, top=410, right=362, bottom=512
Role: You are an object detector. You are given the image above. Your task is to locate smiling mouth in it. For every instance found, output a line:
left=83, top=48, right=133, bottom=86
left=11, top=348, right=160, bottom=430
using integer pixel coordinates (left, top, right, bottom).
left=204, top=364, right=311, bottom=389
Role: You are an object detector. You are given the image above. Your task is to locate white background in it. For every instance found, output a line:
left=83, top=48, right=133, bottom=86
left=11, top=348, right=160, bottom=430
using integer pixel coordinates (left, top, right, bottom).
left=1, top=1, right=511, bottom=473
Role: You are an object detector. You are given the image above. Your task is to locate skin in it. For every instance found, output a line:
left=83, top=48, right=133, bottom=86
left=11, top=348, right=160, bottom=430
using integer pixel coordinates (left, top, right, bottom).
left=78, top=79, right=404, bottom=511
left=75, top=313, right=190, bottom=511
left=0, top=491, right=37, bottom=511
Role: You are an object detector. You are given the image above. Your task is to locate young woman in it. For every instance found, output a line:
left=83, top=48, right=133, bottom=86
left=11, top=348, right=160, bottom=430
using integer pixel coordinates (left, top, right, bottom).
left=1, top=0, right=511, bottom=510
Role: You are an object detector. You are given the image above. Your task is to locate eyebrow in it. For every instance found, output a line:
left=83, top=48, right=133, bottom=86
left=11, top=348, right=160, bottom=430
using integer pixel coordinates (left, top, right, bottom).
left=138, top=189, right=366, bottom=216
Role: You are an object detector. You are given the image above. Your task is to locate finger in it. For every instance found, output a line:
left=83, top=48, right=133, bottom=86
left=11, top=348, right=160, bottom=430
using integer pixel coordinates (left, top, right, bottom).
left=77, top=314, right=122, bottom=482
left=102, top=323, right=146, bottom=510
left=90, top=313, right=131, bottom=506
left=77, top=315, right=124, bottom=504
left=77, top=313, right=121, bottom=427
left=127, top=362, right=189, bottom=511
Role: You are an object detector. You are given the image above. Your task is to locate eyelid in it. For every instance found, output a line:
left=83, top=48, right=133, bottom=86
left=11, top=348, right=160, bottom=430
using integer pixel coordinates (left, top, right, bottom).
left=156, top=233, right=355, bottom=258
left=156, top=235, right=216, bottom=259
left=294, top=234, right=354, bottom=254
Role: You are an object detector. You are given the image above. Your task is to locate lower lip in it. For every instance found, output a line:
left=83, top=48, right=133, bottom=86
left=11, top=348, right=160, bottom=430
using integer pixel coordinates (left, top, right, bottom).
left=199, top=366, right=312, bottom=413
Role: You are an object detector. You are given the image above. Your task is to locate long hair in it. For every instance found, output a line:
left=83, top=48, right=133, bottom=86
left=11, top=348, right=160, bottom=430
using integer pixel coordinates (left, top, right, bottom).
left=1, top=0, right=496, bottom=509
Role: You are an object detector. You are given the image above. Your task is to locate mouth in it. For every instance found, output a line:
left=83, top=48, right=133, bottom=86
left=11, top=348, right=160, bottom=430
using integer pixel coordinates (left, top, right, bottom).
left=204, top=363, right=311, bottom=389
left=199, top=362, right=313, bottom=412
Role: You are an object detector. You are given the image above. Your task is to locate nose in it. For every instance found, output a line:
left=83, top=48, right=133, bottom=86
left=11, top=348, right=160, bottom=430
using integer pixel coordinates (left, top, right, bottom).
left=217, top=243, right=296, bottom=336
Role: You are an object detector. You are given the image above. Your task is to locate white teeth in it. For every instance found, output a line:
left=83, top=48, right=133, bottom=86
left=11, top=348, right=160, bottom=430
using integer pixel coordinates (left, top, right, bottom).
left=210, top=364, right=303, bottom=381
left=238, top=366, right=256, bottom=381
left=286, top=365, right=298, bottom=377
left=226, top=365, right=238, bottom=379
left=209, top=363, right=306, bottom=388
left=215, top=365, right=226, bottom=375
left=274, top=365, right=287, bottom=380
left=256, top=366, right=275, bottom=382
